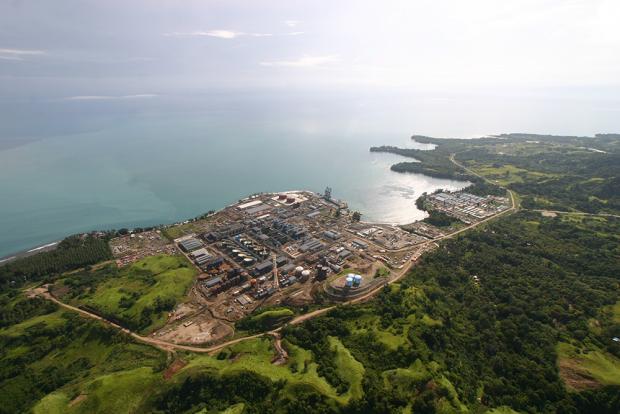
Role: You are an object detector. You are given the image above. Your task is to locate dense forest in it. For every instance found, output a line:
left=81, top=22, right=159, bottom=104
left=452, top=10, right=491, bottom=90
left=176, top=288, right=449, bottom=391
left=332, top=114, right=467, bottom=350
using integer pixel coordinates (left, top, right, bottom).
left=0, top=234, right=112, bottom=289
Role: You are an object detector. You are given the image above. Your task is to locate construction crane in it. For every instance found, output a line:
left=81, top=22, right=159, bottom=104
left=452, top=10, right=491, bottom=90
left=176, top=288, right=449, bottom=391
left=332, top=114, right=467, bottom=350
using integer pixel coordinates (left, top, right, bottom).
left=272, top=252, right=279, bottom=290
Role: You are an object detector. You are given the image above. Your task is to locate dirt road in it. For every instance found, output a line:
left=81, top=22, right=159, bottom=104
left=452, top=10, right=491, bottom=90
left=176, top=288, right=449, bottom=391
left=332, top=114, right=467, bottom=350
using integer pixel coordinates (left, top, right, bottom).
left=33, top=287, right=262, bottom=354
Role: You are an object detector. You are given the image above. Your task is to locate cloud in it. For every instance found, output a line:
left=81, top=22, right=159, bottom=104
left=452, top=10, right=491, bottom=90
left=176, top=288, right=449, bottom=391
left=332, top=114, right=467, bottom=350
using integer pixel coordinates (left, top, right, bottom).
left=165, top=30, right=271, bottom=39
left=260, top=55, right=339, bottom=68
left=0, top=48, right=45, bottom=61
left=0, top=55, right=23, bottom=61
left=284, top=20, right=300, bottom=27
left=63, top=94, right=158, bottom=101
left=165, top=30, right=303, bottom=39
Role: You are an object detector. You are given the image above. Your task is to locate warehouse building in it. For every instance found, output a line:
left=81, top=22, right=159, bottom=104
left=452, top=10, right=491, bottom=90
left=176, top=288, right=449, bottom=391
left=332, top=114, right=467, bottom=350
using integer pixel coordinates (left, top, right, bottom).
left=254, top=260, right=273, bottom=275
left=299, top=238, right=325, bottom=253
left=179, top=238, right=203, bottom=252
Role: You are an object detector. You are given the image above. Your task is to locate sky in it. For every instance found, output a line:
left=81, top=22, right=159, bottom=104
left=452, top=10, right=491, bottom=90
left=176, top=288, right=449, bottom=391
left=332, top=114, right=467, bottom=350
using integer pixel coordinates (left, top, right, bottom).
left=1, top=0, right=619, bottom=101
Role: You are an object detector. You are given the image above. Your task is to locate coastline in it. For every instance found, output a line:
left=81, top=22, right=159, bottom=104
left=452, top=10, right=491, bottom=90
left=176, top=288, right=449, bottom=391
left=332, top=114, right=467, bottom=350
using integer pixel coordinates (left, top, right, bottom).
left=0, top=188, right=427, bottom=266
left=0, top=240, right=61, bottom=264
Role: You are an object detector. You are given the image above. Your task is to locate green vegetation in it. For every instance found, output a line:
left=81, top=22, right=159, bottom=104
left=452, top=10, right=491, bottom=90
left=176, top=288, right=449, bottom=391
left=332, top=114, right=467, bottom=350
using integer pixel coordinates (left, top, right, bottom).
left=0, top=294, right=58, bottom=329
left=557, top=342, right=620, bottom=388
left=374, top=267, right=390, bottom=279
left=327, top=336, right=365, bottom=400
left=162, top=222, right=201, bottom=241
left=423, top=210, right=462, bottom=228
left=0, top=307, right=165, bottom=414
left=0, top=234, right=112, bottom=289
left=236, top=308, right=295, bottom=332
left=58, top=254, right=196, bottom=333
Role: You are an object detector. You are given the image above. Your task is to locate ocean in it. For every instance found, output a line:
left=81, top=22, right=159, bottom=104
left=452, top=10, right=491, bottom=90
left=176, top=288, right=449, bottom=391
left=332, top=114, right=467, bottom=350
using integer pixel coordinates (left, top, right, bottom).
left=1, top=89, right=618, bottom=258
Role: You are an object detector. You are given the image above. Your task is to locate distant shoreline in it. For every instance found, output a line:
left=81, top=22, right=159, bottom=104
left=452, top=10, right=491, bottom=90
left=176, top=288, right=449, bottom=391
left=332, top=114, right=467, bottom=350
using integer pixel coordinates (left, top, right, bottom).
left=0, top=240, right=61, bottom=265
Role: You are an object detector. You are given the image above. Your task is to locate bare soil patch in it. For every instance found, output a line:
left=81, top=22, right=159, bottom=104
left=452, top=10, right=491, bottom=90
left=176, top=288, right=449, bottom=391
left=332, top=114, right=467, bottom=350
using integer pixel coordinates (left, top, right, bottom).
left=69, top=394, right=87, bottom=407
left=558, top=358, right=601, bottom=390
left=163, top=359, right=187, bottom=380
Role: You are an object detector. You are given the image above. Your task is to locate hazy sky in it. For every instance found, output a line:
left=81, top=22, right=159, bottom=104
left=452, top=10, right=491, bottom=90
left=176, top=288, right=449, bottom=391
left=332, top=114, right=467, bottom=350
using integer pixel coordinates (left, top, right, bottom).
left=1, top=0, right=619, bottom=99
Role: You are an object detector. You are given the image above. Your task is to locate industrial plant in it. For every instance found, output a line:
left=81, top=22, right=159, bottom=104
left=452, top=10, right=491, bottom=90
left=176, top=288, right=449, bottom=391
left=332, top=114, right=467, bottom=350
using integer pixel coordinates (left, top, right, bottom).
left=108, top=187, right=509, bottom=345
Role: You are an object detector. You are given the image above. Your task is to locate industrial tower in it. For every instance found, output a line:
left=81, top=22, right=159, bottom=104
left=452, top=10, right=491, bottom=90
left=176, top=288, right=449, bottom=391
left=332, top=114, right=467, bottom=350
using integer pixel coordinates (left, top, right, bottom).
left=272, top=252, right=279, bottom=290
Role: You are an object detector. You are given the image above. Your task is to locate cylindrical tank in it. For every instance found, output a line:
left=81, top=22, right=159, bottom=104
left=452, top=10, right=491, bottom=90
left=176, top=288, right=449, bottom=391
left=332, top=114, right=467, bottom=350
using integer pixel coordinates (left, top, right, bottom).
left=244, top=258, right=254, bottom=264
left=301, top=270, right=311, bottom=280
left=278, top=194, right=287, bottom=200
left=353, top=275, right=362, bottom=286
left=295, top=266, right=304, bottom=275
left=345, top=276, right=354, bottom=287
left=286, top=197, right=295, bottom=203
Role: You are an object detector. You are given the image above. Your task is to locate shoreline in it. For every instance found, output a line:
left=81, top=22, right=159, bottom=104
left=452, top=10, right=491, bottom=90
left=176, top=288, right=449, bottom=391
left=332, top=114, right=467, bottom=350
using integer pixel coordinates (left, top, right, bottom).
left=0, top=189, right=415, bottom=265
left=0, top=240, right=61, bottom=265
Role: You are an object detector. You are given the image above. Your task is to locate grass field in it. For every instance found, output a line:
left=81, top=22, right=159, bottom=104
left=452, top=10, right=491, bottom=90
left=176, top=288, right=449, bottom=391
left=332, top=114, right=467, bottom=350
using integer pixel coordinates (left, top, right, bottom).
left=347, top=312, right=408, bottom=350
left=73, top=254, right=196, bottom=333
left=2, top=306, right=166, bottom=414
left=33, top=367, right=162, bottom=414
left=557, top=342, right=620, bottom=389
left=185, top=337, right=337, bottom=394
left=161, top=222, right=201, bottom=240
left=183, top=336, right=367, bottom=405
left=0, top=310, right=65, bottom=337
left=239, top=308, right=295, bottom=331
left=220, top=403, right=245, bottom=414
left=468, top=163, right=558, bottom=186
left=33, top=393, right=71, bottom=414
left=328, top=336, right=365, bottom=401
left=382, top=360, right=467, bottom=412
left=612, top=301, right=620, bottom=324
left=485, top=407, right=521, bottom=414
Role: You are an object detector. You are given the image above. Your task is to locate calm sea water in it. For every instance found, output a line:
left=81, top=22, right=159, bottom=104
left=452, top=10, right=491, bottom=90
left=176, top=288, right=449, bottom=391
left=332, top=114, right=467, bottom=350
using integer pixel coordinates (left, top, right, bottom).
left=1, top=89, right=618, bottom=258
